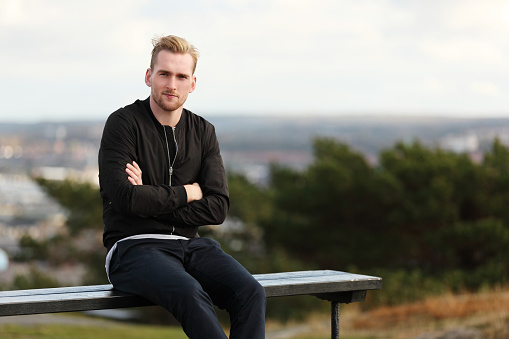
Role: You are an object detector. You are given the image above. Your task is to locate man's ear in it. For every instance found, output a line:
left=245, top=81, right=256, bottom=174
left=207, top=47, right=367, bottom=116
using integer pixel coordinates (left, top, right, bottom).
left=189, top=76, right=197, bottom=93
left=145, top=68, right=152, bottom=87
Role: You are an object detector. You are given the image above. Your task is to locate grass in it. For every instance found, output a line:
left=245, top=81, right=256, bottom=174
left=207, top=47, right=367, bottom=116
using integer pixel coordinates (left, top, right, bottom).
left=2, top=286, right=509, bottom=338
left=0, top=322, right=188, bottom=339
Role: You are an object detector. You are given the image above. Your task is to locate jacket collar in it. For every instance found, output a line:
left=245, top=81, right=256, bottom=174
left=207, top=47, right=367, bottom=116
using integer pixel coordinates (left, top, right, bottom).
left=143, top=97, right=187, bottom=130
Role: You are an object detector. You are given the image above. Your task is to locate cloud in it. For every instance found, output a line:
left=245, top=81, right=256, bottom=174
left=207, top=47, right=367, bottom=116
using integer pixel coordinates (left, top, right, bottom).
left=447, top=0, right=509, bottom=32
left=470, top=81, right=501, bottom=96
left=419, top=38, right=503, bottom=62
left=1, top=0, right=509, bottom=121
left=0, top=0, right=154, bottom=75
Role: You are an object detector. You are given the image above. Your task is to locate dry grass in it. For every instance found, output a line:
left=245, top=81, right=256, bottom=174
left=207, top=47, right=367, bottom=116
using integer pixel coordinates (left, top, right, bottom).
left=352, top=286, right=509, bottom=328
left=269, top=286, right=509, bottom=338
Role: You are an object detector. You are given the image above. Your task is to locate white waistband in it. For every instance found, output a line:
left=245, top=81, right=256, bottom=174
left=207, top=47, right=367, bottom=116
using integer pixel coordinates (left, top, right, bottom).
left=105, top=234, right=190, bottom=283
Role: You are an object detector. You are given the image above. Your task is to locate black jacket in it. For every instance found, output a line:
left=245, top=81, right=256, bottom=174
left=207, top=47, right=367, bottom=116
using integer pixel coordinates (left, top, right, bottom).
left=99, top=98, right=229, bottom=251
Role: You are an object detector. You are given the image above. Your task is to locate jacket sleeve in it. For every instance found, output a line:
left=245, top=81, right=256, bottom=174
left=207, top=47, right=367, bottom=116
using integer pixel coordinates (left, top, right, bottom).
left=157, top=125, right=230, bottom=226
left=99, top=112, right=188, bottom=217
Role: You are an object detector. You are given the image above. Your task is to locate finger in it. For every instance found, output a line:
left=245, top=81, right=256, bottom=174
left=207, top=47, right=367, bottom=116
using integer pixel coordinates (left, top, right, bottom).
left=126, top=163, right=137, bottom=173
left=132, top=161, right=142, bottom=172
left=126, top=166, right=140, bottom=181
left=126, top=167, right=135, bottom=177
left=128, top=162, right=142, bottom=177
left=126, top=165, right=135, bottom=177
left=127, top=176, right=137, bottom=185
left=126, top=168, right=141, bottom=184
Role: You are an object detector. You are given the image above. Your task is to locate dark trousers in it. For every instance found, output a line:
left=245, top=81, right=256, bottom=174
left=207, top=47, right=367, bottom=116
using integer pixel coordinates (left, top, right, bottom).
left=108, top=237, right=266, bottom=339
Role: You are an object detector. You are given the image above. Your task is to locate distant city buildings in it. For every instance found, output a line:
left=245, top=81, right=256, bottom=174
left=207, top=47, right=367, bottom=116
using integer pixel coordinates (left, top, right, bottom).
left=0, top=173, right=66, bottom=252
left=440, top=133, right=479, bottom=153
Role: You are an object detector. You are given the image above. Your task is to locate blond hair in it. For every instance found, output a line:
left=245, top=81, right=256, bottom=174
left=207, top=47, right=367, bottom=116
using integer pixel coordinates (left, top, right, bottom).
left=150, top=35, right=200, bottom=74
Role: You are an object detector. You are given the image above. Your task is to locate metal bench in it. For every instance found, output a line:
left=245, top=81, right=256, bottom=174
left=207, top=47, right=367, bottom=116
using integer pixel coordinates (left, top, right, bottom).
left=0, top=270, right=382, bottom=338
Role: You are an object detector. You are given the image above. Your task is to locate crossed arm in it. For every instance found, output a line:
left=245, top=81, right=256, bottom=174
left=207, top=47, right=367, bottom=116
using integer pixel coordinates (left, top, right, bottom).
left=125, top=161, right=203, bottom=203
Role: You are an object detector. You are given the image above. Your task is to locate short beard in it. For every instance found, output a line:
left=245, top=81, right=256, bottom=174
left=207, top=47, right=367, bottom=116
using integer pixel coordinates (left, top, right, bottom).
left=153, top=93, right=181, bottom=112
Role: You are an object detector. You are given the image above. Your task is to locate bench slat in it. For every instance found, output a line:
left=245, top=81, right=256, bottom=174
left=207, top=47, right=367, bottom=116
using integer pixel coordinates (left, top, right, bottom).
left=0, top=285, right=114, bottom=298
left=0, top=270, right=382, bottom=317
left=254, top=270, right=381, bottom=298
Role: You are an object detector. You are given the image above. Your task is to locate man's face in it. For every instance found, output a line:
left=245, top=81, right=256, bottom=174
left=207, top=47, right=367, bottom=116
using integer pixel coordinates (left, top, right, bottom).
left=145, top=50, right=197, bottom=113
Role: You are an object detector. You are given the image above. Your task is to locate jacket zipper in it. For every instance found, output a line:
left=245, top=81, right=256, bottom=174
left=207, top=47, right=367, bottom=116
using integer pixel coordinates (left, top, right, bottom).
left=163, top=126, right=178, bottom=235
left=163, top=126, right=178, bottom=186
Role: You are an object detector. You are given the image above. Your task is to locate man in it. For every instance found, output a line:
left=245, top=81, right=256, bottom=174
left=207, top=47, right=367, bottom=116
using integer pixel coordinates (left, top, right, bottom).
left=98, top=35, right=266, bottom=339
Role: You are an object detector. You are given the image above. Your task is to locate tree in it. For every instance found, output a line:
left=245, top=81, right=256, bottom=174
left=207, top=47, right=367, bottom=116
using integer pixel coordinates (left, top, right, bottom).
left=479, top=138, right=509, bottom=223
left=260, top=137, right=509, bottom=291
left=34, top=178, right=103, bottom=235
left=261, top=138, right=399, bottom=269
left=28, top=178, right=107, bottom=284
left=378, top=141, right=483, bottom=270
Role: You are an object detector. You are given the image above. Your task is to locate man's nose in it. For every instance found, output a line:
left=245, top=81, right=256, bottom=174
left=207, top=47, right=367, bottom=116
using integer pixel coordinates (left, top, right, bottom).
left=167, top=76, right=177, bottom=90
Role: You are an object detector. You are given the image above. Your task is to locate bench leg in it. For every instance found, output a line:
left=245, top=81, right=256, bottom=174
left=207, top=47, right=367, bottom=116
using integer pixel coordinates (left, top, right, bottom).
left=331, top=300, right=340, bottom=339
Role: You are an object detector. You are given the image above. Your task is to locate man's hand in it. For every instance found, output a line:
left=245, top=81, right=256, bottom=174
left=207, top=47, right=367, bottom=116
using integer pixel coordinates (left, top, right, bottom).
left=127, top=161, right=202, bottom=203
left=184, top=182, right=203, bottom=202
left=126, top=161, right=143, bottom=185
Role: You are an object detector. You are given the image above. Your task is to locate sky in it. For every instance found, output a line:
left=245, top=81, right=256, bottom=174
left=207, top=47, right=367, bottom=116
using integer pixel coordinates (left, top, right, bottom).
left=1, top=0, right=509, bottom=123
